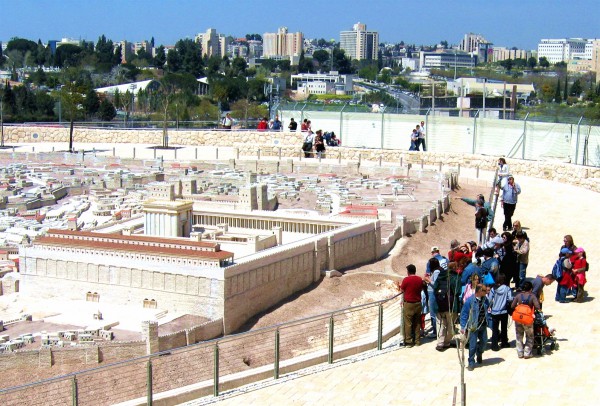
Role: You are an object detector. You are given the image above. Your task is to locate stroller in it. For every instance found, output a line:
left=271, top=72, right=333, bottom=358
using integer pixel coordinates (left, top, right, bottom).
left=533, top=310, right=559, bottom=355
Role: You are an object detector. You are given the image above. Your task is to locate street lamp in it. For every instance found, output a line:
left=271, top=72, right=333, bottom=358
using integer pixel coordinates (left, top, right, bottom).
left=1, top=96, right=4, bottom=148
left=129, top=84, right=137, bottom=127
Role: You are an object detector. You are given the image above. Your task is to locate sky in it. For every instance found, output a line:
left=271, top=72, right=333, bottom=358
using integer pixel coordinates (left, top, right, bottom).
left=1, top=0, right=598, bottom=51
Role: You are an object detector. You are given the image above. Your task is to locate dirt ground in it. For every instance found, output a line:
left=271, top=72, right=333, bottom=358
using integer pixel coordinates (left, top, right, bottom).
left=238, top=182, right=485, bottom=333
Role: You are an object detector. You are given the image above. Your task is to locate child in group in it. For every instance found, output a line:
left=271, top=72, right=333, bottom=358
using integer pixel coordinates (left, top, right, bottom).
left=571, top=247, right=588, bottom=303
left=421, top=288, right=429, bottom=337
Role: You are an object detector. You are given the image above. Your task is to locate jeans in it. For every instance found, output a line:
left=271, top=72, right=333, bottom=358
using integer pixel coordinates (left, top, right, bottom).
left=518, top=263, right=528, bottom=288
left=491, top=313, right=509, bottom=348
left=476, top=228, right=486, bottom=247
left=468, top=326, right=488, bottom=367
left=502, top=202, right=516, bottom=231
left=428, top=290, right=438, bottom=336
left=515, top=322, right=534, bottom=356
left=555, top=284, right=568, bottom=302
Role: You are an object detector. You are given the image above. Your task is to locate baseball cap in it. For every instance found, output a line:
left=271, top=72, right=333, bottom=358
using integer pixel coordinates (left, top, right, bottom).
left=560, top=247, right=572, bottom=255
left=574, top=247, right=585, bottom=253
left=431, top=246, right=439, bottom=253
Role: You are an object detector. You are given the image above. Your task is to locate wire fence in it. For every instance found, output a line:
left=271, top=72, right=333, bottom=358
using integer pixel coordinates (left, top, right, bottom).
left=0, top=293, right=404, bottom=405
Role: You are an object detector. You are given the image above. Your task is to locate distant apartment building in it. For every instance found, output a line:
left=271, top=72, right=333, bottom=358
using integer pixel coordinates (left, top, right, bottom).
left=195, top=28, right=229, bottom=58
left=291, top=71, right=355, bottom=95
left=248, top=40, right=263, bottom=58
left=568, top=40, right=600, bottom=74
left=262, top=27, right=303, bottom=59
left=492, top=47, right=532, bottom=62
left=133, top=41, right=152, bottom=56
left=340, top=23, right=379, bottom=61
left=117, top=40, right=134, bottom=63
left=537, top=38, right=587, bottom=63
left=459, top=33, right=488, bottom=54
left=419, top=51, right=477, bottom=70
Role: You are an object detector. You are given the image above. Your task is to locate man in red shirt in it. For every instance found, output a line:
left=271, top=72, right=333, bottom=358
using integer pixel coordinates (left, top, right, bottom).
left=396, top=264, right=424, bottom=347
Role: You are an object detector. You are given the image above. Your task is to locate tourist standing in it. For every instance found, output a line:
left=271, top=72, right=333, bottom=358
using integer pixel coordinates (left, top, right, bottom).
left=499, top=176, right=521, bottom=231
left=496, top=158, right=510, bottom=189
left=221, top=113, right=233, bottom=130
left=489, top=274, right=512, bottom=351
left=257, top=117, right=268, bottom=131
left=302, top=130, right=315, bottom=158
left=418, top=120, right=427, bottom=151
left=314, top=130, right=326, bottom=158
left=270, top=115, right=282, bottom=131
left=514, top=231, right=530, bottom=288
left=432, top=259, right=454, bottom=351
left=288, top=118, right=298, bottom=131
left=511, top=281, right=540, bottom=359
left=475, top=200, right=488, bottom=247
left=460, top=284, right=491, bottom=370
left=396, top=264, right=424, bottom=347
left=409, top=129, right=419, bottom=151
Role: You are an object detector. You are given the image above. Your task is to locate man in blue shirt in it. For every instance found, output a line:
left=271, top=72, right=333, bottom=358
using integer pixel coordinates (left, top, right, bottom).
left=460, top=284, right=491, bottom=370
left=499, top=176, right=521, bottom=231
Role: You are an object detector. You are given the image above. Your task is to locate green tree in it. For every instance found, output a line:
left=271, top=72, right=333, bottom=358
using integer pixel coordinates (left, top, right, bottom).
left=54, top=82, right=86, bottom=152
left=154, top=45, right=166, bottom=68
left=527, top=57, right=537, bottom=69
left=83, top=88, right=100, bottom=119
left=554, top=79, right=562, bottom=103
left=332, top=48, right=353, bottom=74
left=539, top=57, right=550, bottom=68
left=312, top=49, right=330, bottom=67
left=358, top=65, right=378, bottom=81
left=563, top=75, right=568, bottom=99
left=570, top=79, right=582, bottom=97
left=98, top=98, right=117, bottom=121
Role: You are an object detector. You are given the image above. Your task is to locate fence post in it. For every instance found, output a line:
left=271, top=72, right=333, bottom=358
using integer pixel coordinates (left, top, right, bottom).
left=381, top=111, right=385, bottom=149
left=216, top=147, right=219, bottom=160
left=195, top=147, right=198, bottom=160
left=338, top=150, right=342, bottom=164
left=153, top=148, right=157, bottom=159
left=278, top=147, right=282, bottom=161
left=213, top=343, right=219, bottom=397
left=377, top=304, right=383, bottom=351
left=71, top=376, right=78, bottom=406
left=133, top=147, right=136, bottom=159
left=257, top=148, right=261, bottom=160
left=328, top=315, right=334, bottom=364
left=274, top=329, right=280, bottom=379
left=112, top=147, right=116, bottom=157
left=472, top=110, right=478, bottom=154
left=174, top=148, right=177, bottom=160
left=522, top=113, right=529, bottom=160
left=147, top=360, right=153, bottom=406
left=399, top=297, right=404, bottom=347
left=575, top=116, right=583, bottom=165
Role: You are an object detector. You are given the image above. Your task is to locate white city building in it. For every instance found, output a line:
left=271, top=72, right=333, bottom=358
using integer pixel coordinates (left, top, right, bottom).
left=537, top=38, right=588, bottom=63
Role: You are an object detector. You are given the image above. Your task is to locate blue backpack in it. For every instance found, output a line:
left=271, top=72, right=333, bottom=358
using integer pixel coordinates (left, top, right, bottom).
left=552, top=258, right=563, bottom=281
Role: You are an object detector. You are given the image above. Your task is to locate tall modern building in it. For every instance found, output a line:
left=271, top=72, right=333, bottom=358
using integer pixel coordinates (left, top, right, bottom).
left=195, top=28, right=229, bottom=58
left=459, top=33, right=488, bottom=54
left=537, top=38, right=587, bottom=63
left=262, top=27, right=303, bottom=59
left=339, top=23, right=379, bottom=61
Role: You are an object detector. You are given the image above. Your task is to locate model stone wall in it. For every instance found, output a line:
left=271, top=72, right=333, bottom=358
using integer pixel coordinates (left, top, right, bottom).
left=19, top=247, right=225, bottom=320
left=222, top=221, right=381, bottom=333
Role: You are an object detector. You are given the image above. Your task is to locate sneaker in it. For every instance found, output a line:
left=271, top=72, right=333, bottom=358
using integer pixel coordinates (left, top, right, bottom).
left=501, top=342, right=511, bottom=349
left=426, top=332, right=437, bottom=338
left=491, top=346, right=500, bottom=352
left=476, top=354, right=483, bottom=364
left=518, top=353, right=524, bottom=359
left=436, top=346, right=445, bottom=352
left=467, top=364, right=475, bottom=371
left=524, top=354, right=532, bottom=359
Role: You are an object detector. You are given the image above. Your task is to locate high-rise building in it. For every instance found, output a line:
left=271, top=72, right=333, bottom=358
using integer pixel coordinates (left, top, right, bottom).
left=459, top=33, right=488, bottom=54
left=537, top=38, right=587, bottom=63
left=195, top=28, right=229, bottom=58
left=339, top=23, right=379, bottom=61
left=262, top=27, right=303, bottom=59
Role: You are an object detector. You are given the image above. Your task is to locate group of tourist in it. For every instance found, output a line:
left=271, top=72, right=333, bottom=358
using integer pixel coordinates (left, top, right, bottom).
left=395, top=215, right=588, bottom=371
left=256, top=115, right=283, bottom=131
left=408, top=121, right=427, bottom=151
left=298, top=118, right=340, bottom=158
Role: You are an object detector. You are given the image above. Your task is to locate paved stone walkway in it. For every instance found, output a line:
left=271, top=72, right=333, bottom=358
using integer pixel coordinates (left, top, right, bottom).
left=182, top=172, right=600, bottom=406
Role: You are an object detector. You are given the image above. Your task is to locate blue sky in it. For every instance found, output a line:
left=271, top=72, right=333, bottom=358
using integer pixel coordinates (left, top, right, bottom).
left=1, top=0, right=597, bottom=50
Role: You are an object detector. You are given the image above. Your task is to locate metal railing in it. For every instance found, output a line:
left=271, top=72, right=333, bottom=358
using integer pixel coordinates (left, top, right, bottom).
left=0, top=293, right=404, bottom=405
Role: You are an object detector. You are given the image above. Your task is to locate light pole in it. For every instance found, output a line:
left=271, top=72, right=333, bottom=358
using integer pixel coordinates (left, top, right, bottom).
left=454, top=49, right=457, bottom=80
left=129, top=84, right=137, bottom=127
left=1, top=97, right=4, bottom=148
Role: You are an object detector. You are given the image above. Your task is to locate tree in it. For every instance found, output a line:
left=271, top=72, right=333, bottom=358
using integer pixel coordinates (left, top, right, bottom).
left=154, top=45, right=166, bottom=69
left=54, top=82, right=86, bottom=152
left=83, top=88, right=100, bottom=119
left=554, top=79, right=562, bottom=103
left=539, top=57, right=550, bottom=68
left=499, top=59, right=514, bottom=71
left=332, top=48, right=353, bottom=74
left=527, top=57, right=537, bottom=69
left=570, top=79, right=582, bottom=97
left=440, top=40, right=449, bottom=49
left=564, top=74, right=568, bottom=100
left=98, top=99, right=117, bottom=121
left=312, top=49, right=330, bottom=67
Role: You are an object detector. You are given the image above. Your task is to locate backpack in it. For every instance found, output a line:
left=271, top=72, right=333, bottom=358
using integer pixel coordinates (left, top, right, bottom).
left=552, top=258, right=563, bottom=281
left=475, top=208, right=488, bottom=229
left=512, top=293, right=534, bottom=325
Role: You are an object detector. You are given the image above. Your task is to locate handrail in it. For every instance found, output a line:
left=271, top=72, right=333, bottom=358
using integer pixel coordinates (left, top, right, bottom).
left=0, top=291, right=403, bottom=397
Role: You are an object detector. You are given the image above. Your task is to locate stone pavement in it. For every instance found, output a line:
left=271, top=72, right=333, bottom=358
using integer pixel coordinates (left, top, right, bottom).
left=182, top=173, right=600, bottom=406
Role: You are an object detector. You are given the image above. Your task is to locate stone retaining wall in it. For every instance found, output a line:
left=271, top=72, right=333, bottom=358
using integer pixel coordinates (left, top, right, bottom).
left=4, top=126, right=598, bottom=192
